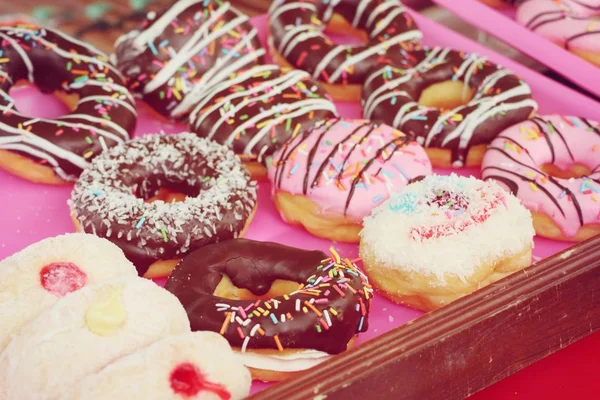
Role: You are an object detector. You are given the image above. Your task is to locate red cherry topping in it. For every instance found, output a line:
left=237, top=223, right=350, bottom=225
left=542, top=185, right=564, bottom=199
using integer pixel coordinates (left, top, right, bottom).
left=40, top=262, right=87, bottom=297
left=170, top=363, right=230, bottom=400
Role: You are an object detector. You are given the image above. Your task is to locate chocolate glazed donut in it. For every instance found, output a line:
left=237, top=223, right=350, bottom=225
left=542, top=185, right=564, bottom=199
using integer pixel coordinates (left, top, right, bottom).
left=165, top=239, right=372, bottom=355
left=362, top=47, right=538, bottom=166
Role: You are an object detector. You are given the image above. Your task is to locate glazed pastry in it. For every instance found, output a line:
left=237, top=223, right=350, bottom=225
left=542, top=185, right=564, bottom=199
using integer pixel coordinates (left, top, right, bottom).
left=517, top=0, right=600, bottom=66
left=60, top=332, right=251, bottom=400
left=362, top=47, right=538, bottom=168
left=188, top=64, right=338, bottom=179
left=482, top=115, right=600, bottom=242
left=69, top=133, right=257, bottom=278
left=114, top=0, right=265, bottom=119
left=0, top=233, right=137, bottom=352
left=268, top=0, right=423, bottom=102
left=268, top=118, right=432, bottom=242
left=0, top=24, right=137, bottom=184
left=0, top=277, right=191, bottom=400
left=360, top=174, right=535, bottom=311
left=165, top=239, right=373, bottom=382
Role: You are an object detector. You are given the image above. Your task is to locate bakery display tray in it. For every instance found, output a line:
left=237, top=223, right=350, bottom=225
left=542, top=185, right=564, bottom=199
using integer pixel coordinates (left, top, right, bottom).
left=0, top=9, right=599, bottom=400
left=432, top=0, right=600, bottom=99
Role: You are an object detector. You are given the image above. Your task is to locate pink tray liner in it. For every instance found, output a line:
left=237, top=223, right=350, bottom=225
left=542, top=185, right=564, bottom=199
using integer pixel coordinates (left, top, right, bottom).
left=0, top=12, right=599, bottom=395
left=432, top=0, right=600, bottom=98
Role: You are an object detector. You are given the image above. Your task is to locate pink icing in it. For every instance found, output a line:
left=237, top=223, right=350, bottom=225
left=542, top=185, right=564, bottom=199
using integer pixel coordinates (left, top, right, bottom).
left=516, top=0, right=600, bottom=52
left=267, top=118, right=432, bottom=222
left=481, top=115, right=600, bottom=237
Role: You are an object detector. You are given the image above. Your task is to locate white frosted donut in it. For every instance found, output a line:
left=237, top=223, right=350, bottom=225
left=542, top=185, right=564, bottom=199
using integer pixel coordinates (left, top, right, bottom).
left=60, top=332, right=251, bottom=400
left=0, top=277, right=190, bottom=400
left=0, top=233, right=137, bottom=352
left=360, top=174, right=535, bottom=311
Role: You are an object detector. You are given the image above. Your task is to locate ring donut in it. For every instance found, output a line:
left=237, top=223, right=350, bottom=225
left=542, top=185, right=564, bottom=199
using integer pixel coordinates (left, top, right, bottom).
left=268, top=0, right=423, bottom=102
left=517, top=0, right=600, bottom=66
left=482, top=115, right=600, bottom=242
left=362, top=47, right=538, bottom=168
left=188, top=64, right=337, bottom=180
left=0, top=24, right=137, bottom=184
left=114, top=0, right=266, bottom=119
left=69, top=133, right=257, bottom=278
left=165, top=239, right=373, bottom=382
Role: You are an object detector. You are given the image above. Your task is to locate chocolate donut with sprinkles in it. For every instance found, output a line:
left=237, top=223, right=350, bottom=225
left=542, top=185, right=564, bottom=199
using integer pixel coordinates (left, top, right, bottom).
left=188, top=64, right=338, bottom=179
left=165, top=239, right=372, bottom=382
left=482, top=115, right=600, bottom=242
left=362, top=47, right=538, bottom=168
left=113, top=0, right=266, bottom=119
left=69, top=133, right=257, bottom=278
left=268, top=0, right=423, bottom=102
left=0, top=24, right=137, bottom=184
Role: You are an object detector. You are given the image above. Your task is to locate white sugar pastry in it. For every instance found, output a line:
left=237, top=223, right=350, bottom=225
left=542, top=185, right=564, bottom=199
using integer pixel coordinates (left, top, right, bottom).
left=60, top=332, right=251, bottom=400
left=360, top=174, right=535, bottom=311
left=0, top=233, right=137, bottom=352
left=0, top=277, right=190, bottom=400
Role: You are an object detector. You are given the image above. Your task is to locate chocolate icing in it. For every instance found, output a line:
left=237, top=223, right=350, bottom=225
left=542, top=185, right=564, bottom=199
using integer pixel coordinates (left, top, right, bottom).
left=269, top=0, right=423, bottom=85
left=69, top=133, right=257, bottom=276
left=188, top=65, right=337, bottom=164
left=0, top=24, right=137, bottom=181
left=165, top=239, right=372, bottom=354
left=113, top=0, right=265, bottom=119
left=362, top=47, right=538, bottom=166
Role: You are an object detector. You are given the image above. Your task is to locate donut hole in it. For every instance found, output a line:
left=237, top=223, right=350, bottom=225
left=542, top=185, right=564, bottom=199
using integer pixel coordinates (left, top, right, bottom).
left=541, top=163, right=592, bottom=179
left=10, top=83, right=75, bottom=119
left=213, top=275, right=300, bottom=301
left=323, top=13, right=369, bottom=45
left=133, top=177, right=196, bottom=204
left=418, top=81, right=474, bottom=112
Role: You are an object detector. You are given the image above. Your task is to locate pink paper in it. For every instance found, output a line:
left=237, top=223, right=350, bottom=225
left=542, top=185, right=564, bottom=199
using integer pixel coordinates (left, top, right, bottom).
left=432, top=0, right=600, bottom=98
left=0, top=11, right=598, bottom=396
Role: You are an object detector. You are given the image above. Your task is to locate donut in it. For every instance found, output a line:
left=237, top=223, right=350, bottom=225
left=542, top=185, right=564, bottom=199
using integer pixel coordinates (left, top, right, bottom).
left=268, top=0, right=423, bottom=102
left=0, top=233, right=137, bottom=352
left=362, top=47, right=538, bottom=168
left=0, top=277, right=191, bottom=400
left=268, top=118, right=432, bottom=243
left=165, top=239, right=373, bottom=382
left=69, top=133, right=257, bottom=278
left=516, top=0, right=600, bottom=66
left=188, top=64, right=338, bottom=180
left=360, top=174, right=535, bottom=311
left=61, top=332, right=251, bottom=400
left=0, top=24, right=137, bottom=184
left=482, top=115, right=600, bottom=242
left=113, top=0, right=265, bottom=119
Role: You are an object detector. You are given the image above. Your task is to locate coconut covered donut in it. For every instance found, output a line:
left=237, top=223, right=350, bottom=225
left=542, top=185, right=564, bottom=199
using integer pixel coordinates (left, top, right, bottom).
left=0, top=277, right=191, bottom=400
left=0, top=24, right=137, bottom=184
left=113, top=0, right=265, bottom=119
left=360, top=174, right=535, bottom=311
left=362, top=47, right=538, bottom=168
left=268, top=0, right=423, bottom=102
left=517, top=0, right=600, bottom=66
left=482, top=115, right=600, bottom=242
left=188, top=64, right=338, bottom=179
left=69, top=133, right=257, bottom=278
left=60, top=332, right=251, bottom=400
left=165, top=239, right=373, bottom=382
left=0, top=233, right=137, bottom=352
left=268, top=118, right=432, bottom=242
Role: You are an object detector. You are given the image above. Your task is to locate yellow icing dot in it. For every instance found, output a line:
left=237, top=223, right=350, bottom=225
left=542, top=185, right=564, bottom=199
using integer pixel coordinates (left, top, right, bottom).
left=85, top=285, right=127, bottom=336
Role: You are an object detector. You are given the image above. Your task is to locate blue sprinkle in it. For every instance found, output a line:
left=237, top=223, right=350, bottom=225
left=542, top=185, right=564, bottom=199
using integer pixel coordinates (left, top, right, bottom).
left=411, top=115, right=427, bottom=121
left=393, top=163, right=412, bottom=181
left=391, top=97, right=397, bottom=105
left=90, top=189, right=103, bottom=197
left=135, top=216, right=146, bottom=229
left=373, top=194, right=383, bottom=203
left=148, top=40, right=158, bottom=56
left=558, top=190, right=567, bottom=199
left=269, top=314, right=278, bottom=325
left=158, top=39, right=169, bottom=48
left=358, top=316, right=364, bottom=331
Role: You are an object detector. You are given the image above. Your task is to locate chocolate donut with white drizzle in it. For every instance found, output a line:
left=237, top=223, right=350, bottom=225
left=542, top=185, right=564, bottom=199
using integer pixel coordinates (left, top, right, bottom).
left=0, top=24, right=137, bottom=183
left=362, top=47, right=538, bottom=167
left=113, top=0, right=265, bottom=119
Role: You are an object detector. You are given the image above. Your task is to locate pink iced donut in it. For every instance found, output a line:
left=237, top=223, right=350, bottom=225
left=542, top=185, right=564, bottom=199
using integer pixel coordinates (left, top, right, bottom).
left=268, top=118, right=432, bottom=242
left=516, top=0, right=600, bottom=65
left=481, top=115, right=600, bottom=241
left=0, top=233, right=137, bottom=352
